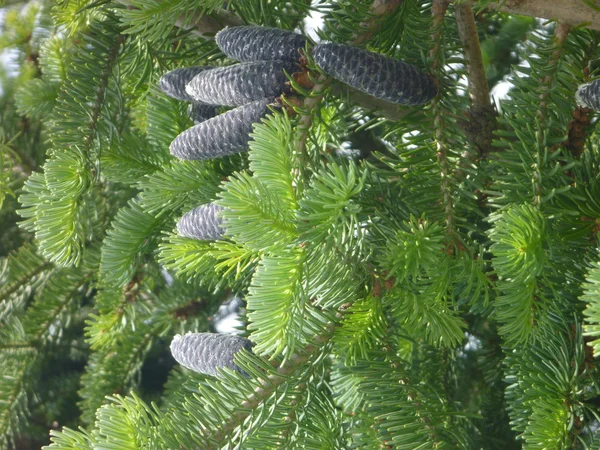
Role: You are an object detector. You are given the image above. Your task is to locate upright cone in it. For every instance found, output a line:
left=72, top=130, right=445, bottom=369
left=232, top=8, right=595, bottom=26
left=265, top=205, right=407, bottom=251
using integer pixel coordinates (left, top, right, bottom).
left=176, top=203, right=225, bottom=241
left=312, top=43, right=438, bottom=105
left=170, top=332, right=254, bottom=377
left=159, top=66, right=213, bottom=102
left=170, top=98, right=275, bottom=160
left=216, top=25, right=307, bottom=63
left=185, top=60, right=296, bottom=107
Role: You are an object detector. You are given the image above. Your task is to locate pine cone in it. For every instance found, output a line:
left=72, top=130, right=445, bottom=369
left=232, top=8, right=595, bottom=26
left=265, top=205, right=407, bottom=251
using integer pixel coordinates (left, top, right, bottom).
left=170, top=332, right=253, bottom=377
left=216, top=25, right=307, bottom=63
left=188, top=103, right=219, bottom=124
left=312, top=43, right=438, bottom=105
left=185, top=61, right=296, bottom=106
left=159, top=67, right=213, bottom=102
left=177, top=203, right=225, bottom=241
left=170, top=98, right=275, bottom=160
left=576, top=79, right=600, bottom=110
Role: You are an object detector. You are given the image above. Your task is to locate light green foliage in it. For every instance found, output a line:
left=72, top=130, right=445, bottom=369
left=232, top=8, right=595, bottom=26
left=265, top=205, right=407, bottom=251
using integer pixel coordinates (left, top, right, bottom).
left=489, top=204, right=547, bottom=343
left=382, top=215, right=445, bottom=282
left=2, top=0, right=600, bottom=448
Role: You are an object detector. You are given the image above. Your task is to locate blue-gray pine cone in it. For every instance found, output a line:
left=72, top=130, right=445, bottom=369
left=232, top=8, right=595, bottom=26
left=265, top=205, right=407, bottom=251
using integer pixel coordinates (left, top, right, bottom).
left=170, top=332, right=253, bottom=377
left=159, top=67, right=212, bottom=102
left=188, top=103, right=219, bottom=124
left=177, top=203, right=225, bottom=240
left=170, top=98, right=275, bottom=160
left=216, top=26, right=307, bottom=63
left=576, top=79, right=600, bottom=110
left=312, top=43, right=438, bottom=105
left=185, top=61, right=296, bottom=106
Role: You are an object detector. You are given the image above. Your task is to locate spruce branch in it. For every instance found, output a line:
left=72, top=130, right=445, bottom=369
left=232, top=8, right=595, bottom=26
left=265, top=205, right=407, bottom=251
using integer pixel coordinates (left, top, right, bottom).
left=197, top=324, right=336, bottom=449
left=295, top=0, right=404, bottom=181
left=81, top=33, right=125, bottom=162
left=533, top=22, right=570, bottom=205
left=455, top=3, right=497, bottom=157
left=430, top=0, right=457, bottom=243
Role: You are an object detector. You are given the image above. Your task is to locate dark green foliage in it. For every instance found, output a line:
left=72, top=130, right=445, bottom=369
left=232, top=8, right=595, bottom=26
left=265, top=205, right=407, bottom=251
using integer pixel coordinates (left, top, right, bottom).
left=185, top=60, right=296, bottom=106
left=215, top=25, right=308, bottom=62
left=312, top=42, right=439, bottom=105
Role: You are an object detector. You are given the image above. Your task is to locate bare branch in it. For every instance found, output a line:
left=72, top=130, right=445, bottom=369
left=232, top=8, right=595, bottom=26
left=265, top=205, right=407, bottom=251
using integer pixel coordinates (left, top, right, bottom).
left=458, top=0, right=600, bottom=31
left=455, top=3, right=497, bottom=156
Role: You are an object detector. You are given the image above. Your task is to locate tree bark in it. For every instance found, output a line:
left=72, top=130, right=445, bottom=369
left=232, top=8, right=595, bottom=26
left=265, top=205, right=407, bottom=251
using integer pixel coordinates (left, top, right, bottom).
left=459, top=0, right=600, bottom=31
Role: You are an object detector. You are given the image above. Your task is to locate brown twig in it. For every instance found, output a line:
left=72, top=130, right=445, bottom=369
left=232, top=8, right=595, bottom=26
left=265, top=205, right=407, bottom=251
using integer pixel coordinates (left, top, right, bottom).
left=458, top=0, right=600, bottom=31
left=455, top=4, right=497, bottom=157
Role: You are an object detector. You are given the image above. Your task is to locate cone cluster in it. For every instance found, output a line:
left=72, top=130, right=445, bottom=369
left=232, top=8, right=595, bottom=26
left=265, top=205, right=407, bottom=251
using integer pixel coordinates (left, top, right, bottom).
left=170, top=332, right=254, bottom=377
left=158, top=26, right=308, bottom=242
left=159, top=26, right=307, bottom=163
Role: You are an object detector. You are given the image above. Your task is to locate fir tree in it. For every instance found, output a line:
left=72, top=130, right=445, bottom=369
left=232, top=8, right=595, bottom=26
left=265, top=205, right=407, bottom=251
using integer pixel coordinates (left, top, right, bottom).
left=1, top=0, right=600, bottom=449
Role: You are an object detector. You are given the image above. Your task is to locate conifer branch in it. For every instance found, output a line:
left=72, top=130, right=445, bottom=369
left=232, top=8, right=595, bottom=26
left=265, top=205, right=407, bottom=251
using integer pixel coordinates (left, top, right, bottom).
left=200, top=324, right=335, bottom=449
left=0, top=262, right=52, bottom=302
left=533, top=22, right=570, bottom=205
left=455, top=3, right=497, bottom=157
left=430, top=0, right=457, bottom=242
left=82, top=34, right=125, bottom=159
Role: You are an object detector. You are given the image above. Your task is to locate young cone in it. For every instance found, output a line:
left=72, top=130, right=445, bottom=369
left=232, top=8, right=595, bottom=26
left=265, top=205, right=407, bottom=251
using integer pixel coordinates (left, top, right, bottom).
left=177, top=203, right=225, bottom=241
left=576, top=79, right=600, bottom=110
left=159, top=66, right=213, bottom=102
left=170, top=332, right=254, bottom=377
left=312, top=43, right=438, bottom=105
left=216, top=25, right=307, bottom=63
left=170, top=98, right=275, bottom=160
left=188, top=103, right=219, bottom=124
left=185, top=60, right=296, bottom=106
